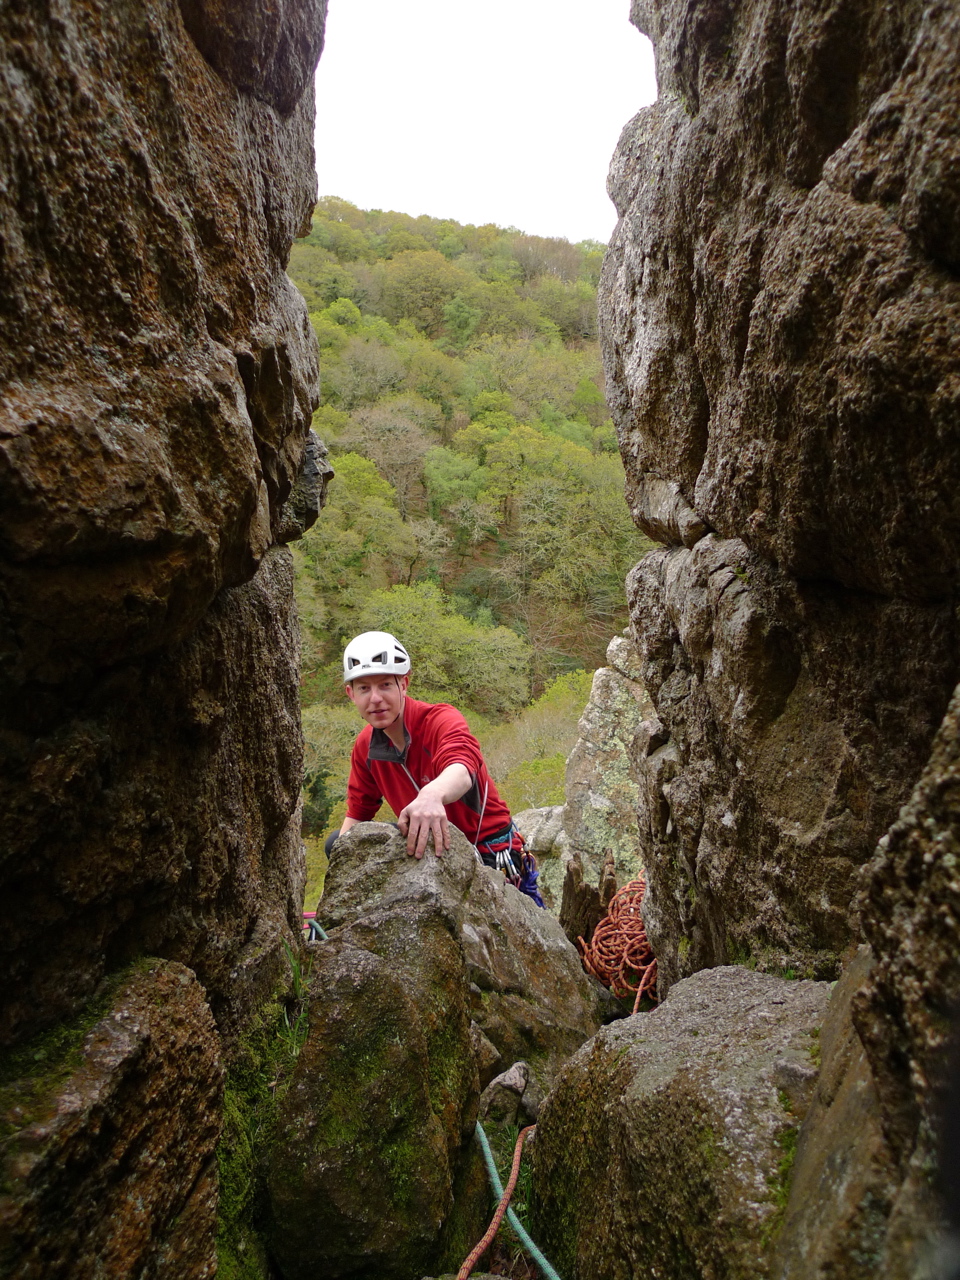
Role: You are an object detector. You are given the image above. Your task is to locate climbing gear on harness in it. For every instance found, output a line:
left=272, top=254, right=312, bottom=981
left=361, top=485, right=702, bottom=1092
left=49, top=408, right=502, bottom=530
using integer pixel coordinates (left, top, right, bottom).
left=460, top=1121, right=562, bottom=1280
left=477, top=822, right=545, bottom=908
left=343, top=631, right=410, bottom=681
left=372, top=725, right=544, bottom=907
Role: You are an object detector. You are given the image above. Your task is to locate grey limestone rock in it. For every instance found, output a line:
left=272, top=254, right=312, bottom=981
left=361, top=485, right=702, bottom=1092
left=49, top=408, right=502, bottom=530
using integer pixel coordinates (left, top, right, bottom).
left=603, top=0, right=960, bottom=988
left=772, top=947, right=900, bottom=1280
left=276, top=428, right=335, bottom=543
left=279, top=823, right=611, bottom=1277
left=0, top=0, right=325, bottom=1053
left=318, top=823, right=611, bottom=1091
left=531, top=966, right=831, bottom=1279
left=0, top=0, right=325, bottom=1270
left=0, top=962, right=223, bottom=1280
left=562, top=633, right=654, bottom=889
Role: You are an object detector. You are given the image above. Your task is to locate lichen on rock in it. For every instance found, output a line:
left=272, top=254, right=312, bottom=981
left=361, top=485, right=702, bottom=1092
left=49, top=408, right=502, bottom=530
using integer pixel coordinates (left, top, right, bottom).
left=531, top=966, right=830, bottom=1279
left=562, top=630, right=654, bottom=888
left=0, top=0, right=327, bottom=1051
left=604, top=0, right=960, bottom=990
left=265, top=822, right=613, bottom=1278
left=0, top=0, right=327, bottom=1270
left=0, top=961, right=223, bottom=1280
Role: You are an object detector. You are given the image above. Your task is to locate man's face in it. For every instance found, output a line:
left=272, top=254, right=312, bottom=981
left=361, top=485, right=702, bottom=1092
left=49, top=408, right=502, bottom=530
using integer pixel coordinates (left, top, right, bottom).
left=345, top=673, right=409, bottom=729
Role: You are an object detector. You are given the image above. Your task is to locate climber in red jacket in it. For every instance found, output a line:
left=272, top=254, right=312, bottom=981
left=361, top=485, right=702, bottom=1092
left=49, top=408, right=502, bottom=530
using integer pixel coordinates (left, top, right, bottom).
left=333, top=630, right=544, bottom=905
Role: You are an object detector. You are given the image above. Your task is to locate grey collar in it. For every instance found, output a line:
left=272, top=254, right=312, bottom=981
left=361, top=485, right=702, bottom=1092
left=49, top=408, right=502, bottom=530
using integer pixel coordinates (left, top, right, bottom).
left=368, top=720, right=410, bottom=763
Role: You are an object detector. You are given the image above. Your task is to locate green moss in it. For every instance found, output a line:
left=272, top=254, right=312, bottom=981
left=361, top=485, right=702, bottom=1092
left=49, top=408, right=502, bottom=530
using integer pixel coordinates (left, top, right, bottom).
left=0, top=961, right=154, bottom=1148
left=697, top=1123, right=719, bottom=1167
left=215, top=958, right=311, bottom=1278
left=762, top=1124, right=799, bottom=1245
left=726, top=940, right=757, bottom=970
left=427, top=1015, right=471, bottom=1114
left=809, top=1026, right=822, bottom=1068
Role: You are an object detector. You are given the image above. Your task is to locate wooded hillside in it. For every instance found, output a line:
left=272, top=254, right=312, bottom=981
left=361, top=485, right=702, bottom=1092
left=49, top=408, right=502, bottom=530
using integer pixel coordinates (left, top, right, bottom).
left=289, top=198, right=650, bottom=711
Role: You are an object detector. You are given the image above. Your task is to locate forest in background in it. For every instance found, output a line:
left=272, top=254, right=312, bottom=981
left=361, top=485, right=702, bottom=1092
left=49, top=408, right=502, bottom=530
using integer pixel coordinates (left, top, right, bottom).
left=286, top=199, right=652, bottom=891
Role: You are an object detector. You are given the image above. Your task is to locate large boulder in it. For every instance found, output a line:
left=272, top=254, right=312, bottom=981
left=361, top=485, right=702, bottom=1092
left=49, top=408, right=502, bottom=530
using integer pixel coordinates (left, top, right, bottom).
left=265, top=928, right=476, bottom=1280
left=602, top=0, right=960, bottom=988
left=531, top=966, right=831, bottom=1278
left=0, top=961, right=223, bottom=1280
left=318, top=823, right=617, bottom=1089
left=265, top=823, right=613, bottom=1279
left=770, top=947, right=899, bottom=1279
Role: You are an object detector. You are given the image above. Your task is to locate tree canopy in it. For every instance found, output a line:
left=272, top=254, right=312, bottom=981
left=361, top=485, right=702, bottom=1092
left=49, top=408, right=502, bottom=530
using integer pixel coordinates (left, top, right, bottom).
left=289, top=199, right=653, bottom=716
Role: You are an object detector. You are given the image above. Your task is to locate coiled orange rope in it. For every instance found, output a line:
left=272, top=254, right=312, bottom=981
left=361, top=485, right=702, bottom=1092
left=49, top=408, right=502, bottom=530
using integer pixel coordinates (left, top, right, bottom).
left=577, top=875, right=658, bottom=1012
left=457, top=1124, right=536, bottom=1280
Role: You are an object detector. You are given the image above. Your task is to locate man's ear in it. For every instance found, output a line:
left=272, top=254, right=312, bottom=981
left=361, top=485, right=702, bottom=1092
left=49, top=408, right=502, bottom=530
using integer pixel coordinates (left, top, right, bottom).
left=399, top=674, right=410, bottom=694
left=345, top=682, right=356, bottom=704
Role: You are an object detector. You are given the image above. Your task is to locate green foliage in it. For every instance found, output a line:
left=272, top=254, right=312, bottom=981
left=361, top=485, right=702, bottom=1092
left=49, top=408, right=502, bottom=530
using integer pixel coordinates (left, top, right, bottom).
left=443, top=292, right=482, bottom=349
left=301, top=766, right=333, bottom=837
left=469, top=669, right=593, bottom=810
left=380, top=249, right=473, bottom=336
left=496, top=753, right=567, bottom=812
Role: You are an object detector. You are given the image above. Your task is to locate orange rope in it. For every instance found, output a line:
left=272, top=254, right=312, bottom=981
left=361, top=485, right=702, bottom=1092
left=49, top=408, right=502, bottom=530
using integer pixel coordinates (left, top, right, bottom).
left=457, top=1124, right=536, bottom=1280
left=577, top=875, right=658, bottom=1012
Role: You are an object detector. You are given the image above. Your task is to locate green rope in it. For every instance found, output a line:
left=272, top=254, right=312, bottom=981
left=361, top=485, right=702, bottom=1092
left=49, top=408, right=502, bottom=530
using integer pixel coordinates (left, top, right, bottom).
left=474, top=1120, right=562, bottom=1280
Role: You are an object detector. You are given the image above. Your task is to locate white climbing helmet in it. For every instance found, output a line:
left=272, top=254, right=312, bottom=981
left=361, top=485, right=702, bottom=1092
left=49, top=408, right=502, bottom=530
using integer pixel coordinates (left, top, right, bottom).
left=343, top=631, right=411, bottom=682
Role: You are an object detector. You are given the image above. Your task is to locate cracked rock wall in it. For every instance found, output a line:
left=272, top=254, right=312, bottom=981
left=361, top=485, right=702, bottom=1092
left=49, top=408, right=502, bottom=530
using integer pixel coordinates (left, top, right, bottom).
left=0, top=0, right=327, bottom=1050
left=0, top=0, right=327, bottom=1270
left=603, top=0, right=960, bottom=987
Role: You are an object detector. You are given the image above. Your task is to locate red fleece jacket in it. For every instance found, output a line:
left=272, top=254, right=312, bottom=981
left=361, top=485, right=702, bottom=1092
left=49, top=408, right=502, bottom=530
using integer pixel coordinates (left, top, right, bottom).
left=345, top=696, right=512, bottom=845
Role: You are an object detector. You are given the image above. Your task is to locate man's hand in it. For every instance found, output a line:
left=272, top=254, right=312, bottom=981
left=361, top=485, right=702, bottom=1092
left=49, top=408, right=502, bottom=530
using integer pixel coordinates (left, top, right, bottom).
left=397, top=763, right=472, bottom=859
left=398, top=787, right=450, bottom=859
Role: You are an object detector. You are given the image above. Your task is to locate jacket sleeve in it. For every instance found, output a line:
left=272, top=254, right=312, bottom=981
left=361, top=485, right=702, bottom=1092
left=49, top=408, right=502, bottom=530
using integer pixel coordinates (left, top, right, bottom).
left=426, top=704, right=485, bottom=779
left=345, top=733, right=383, bottom=822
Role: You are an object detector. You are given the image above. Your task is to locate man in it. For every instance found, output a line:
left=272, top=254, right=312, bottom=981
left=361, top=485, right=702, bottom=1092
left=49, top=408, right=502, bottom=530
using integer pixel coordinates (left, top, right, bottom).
left=332, top=630, right=544, bottom=906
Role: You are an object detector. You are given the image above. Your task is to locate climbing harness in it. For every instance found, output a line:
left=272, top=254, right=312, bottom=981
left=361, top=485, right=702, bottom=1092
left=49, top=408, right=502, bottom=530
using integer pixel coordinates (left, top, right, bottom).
left=577, top=875, right=657, bottom=1011
left=476, top=822, right=545, bottom=908
left=458, top=1121, right=562, bottom=1280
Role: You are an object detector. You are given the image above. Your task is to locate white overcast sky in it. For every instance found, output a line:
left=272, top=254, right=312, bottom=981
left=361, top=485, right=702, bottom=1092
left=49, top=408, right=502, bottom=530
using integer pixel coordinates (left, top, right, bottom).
left=313, top=0, right=658, bottom=245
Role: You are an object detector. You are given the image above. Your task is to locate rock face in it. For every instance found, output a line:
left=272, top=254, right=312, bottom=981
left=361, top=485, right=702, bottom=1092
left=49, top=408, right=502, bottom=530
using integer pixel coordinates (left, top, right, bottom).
left=562, top=631, right=654, bottom=887
left=598, top=0, right=960, bottom=1269
left=516, top=631, right=654, bottom=911
left=531, top=966, right=831, bottom=1278
left=771, top=947, right=899, bottom=1280
left=767, top=680, right=960, bottom=1279
left=0, top=0, right=327, bottom=1048
left=266, top=823, right=613, bottom=1278
left=0, top=961, right=223, bottom=1280
left=319, top=823, right=615, bottom=1090
left=602, top=0, right=960, bottom=987
left=850, top=682, right=960, bottom=1270
left=0, top=0, right=327, bottom=1271
left=266, top=929, right=476, bottom=1280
